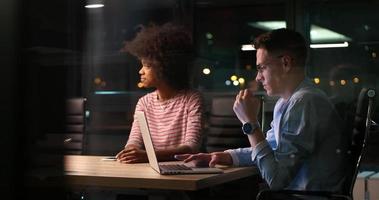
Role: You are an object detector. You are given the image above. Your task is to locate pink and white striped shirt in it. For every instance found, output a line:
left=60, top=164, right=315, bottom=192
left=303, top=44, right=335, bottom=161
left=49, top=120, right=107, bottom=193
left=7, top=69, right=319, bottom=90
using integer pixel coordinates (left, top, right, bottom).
left=126, top=90, right=203, bottom=151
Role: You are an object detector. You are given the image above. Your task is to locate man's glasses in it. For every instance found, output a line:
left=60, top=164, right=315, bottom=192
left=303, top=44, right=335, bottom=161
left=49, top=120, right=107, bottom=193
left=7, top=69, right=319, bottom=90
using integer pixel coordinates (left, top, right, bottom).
left=256, top=55, right=285, bottom=73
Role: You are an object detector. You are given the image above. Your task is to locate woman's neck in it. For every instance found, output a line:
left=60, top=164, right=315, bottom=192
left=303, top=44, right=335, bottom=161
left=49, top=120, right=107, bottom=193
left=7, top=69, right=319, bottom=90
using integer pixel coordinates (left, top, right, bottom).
left=156, top=85, right=180, bottom=101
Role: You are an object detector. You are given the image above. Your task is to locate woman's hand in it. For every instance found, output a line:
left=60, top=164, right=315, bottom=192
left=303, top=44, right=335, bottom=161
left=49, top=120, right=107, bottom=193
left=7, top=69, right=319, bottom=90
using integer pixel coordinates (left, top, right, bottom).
left=116, top=146, right=148, bottom=163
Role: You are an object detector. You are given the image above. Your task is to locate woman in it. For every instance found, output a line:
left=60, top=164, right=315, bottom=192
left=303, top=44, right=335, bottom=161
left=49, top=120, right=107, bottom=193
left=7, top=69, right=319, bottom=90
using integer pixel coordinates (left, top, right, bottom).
left=116, top=23, right=203, bottom=163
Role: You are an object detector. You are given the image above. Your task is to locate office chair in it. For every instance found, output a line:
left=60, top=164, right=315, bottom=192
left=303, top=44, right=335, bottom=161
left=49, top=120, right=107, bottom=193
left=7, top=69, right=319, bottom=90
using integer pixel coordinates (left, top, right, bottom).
left=256, top=88, right=377, bottom=200
left=38, top=97, right=87, bottom=155
left=205, top=95, right=250, bottom=152
left=63, top=97, right=87, bottom=154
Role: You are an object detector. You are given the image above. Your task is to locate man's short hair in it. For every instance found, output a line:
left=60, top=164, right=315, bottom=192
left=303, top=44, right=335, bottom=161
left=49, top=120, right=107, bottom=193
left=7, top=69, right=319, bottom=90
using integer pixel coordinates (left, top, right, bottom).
left=122, top=23, right=193, bottom=90
left=253, top=28, right=308, bottom=67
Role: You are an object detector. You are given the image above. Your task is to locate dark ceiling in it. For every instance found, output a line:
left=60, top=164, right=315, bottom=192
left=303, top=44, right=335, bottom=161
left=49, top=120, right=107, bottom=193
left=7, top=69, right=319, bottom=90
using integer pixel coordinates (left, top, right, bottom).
left=21, top=0, right=379, bottom=57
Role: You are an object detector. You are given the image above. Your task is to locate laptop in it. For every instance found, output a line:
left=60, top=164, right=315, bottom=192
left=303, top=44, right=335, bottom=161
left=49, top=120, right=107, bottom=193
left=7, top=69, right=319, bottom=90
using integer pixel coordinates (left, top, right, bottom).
left=135, top=111, right=223, bottom=175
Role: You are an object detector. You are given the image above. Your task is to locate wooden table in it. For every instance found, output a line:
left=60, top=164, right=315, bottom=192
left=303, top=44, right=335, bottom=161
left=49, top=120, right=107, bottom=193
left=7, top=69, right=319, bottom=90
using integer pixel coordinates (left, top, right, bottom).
left=64, top=155, right=258, bottom=191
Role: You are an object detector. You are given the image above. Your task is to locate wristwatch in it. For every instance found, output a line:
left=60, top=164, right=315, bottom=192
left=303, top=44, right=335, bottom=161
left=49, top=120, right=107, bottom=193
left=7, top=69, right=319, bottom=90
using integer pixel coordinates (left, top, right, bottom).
left=242, top=122, right=260, bottom=135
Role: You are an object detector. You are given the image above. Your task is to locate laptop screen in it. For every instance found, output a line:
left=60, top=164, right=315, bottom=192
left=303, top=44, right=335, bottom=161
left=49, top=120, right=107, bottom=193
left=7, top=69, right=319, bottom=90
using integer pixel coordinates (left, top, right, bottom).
left=135, top=111, right=162, bottom=173
left=135, top=111, right=223, bottom=175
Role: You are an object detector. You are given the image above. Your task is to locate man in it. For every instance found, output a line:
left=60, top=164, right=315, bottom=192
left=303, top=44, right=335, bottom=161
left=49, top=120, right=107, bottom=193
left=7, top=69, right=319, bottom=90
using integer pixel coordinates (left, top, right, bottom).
left=176, top=28, right=348, bottom=192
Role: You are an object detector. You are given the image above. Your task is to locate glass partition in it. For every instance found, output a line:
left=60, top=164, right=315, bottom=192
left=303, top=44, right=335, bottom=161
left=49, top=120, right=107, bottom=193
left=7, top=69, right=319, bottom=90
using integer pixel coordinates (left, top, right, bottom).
left=21, top=0, right=379, bottom=155
left=306, top=1, right=379, bottom=97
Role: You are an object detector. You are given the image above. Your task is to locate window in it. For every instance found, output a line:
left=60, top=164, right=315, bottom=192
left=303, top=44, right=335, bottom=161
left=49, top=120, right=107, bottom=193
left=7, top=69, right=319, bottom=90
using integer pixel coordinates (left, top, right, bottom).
left=306, top=1, right=379, bottom=109
left=193, top=2, right=286, bottom=91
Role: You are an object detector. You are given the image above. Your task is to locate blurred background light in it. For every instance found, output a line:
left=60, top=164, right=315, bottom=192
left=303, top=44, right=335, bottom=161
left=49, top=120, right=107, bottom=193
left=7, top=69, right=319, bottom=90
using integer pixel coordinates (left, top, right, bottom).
left=314, top=77, right=320, bottom=84
left=202, top=68, right=211, bottom=75
left=85, top=0, right=104, bottom=8
left=230, top=75, right=237, bottom=81
left=238, top=77, right=245, bottom=84
left=353, top=77, right=360, bottom=83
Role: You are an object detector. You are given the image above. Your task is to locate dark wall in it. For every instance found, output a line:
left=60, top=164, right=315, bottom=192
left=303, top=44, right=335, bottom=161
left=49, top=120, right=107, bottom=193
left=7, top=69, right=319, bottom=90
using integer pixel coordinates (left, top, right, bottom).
left=18, top=0, right=80, bottom=199
left=0, top=0, right=19, bottom=199
left=0, top=0, right=80, bottom=199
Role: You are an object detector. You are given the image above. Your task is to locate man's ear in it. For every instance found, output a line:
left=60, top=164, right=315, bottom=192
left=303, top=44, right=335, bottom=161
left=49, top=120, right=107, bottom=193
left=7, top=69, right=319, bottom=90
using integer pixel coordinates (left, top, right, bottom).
left=281, top=55, right=293, bottom=73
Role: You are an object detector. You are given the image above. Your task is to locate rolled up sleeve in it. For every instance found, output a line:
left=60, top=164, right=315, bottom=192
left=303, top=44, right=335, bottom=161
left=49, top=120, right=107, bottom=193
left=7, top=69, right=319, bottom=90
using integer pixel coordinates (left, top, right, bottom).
left=225, top=147, right=254, bottom=167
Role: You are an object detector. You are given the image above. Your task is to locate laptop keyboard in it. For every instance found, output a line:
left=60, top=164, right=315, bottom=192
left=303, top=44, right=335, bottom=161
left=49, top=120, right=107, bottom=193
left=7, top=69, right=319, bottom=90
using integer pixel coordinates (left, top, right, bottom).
left=159, top=164, right=192, bottom=171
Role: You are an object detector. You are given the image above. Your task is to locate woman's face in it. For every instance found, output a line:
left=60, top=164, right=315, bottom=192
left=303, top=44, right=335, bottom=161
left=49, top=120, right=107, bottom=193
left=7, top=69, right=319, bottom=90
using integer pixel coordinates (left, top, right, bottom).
left=138, top=59, right=160, bottom=88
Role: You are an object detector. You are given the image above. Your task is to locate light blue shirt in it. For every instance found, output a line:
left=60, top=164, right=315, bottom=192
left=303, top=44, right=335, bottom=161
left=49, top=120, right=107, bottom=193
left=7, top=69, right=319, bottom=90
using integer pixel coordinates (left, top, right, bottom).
left=226, top=79, right=348, bottom=191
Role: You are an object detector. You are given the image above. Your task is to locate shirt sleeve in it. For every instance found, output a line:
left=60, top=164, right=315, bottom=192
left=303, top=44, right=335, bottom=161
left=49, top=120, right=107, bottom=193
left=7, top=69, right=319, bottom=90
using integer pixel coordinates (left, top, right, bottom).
left=183, top=91, right=203, bottom=151
left=225, top=147, right=254, bottom=166
left=226, top=120, right=276, bottom=167
left=126, top=98, right=145, bottom=149
left=252, top=97, right=319, bottom=190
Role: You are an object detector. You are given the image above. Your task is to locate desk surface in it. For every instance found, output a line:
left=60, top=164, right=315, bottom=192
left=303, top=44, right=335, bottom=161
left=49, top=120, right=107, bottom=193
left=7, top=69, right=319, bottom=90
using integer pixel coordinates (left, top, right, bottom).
left=64, top=155, right=257, bottom=191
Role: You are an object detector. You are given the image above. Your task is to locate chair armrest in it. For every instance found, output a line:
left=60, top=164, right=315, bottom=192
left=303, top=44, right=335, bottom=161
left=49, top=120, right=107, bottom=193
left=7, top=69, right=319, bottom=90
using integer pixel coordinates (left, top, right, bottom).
left=371, top=120, right=379, bottom=131
left=256, top=189, right=352, bottom=200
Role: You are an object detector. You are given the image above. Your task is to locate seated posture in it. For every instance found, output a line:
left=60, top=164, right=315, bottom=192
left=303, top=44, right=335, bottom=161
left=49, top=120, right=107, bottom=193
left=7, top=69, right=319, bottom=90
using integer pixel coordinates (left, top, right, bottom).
left=116, top=23, right=203, bottom=163
left=176, top=28, right=348, bottom=192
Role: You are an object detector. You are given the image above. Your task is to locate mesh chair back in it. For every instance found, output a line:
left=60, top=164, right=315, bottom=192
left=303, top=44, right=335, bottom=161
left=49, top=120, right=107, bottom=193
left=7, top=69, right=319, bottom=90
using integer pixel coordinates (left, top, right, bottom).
left=344, top=88, right=376, bottom=196
left=206, top=96, right=249, bottom=152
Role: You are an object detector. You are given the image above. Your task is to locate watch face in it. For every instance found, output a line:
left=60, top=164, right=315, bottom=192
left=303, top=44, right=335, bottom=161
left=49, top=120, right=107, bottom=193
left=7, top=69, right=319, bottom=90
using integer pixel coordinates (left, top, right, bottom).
left=243, top=123, right=253, bottom=135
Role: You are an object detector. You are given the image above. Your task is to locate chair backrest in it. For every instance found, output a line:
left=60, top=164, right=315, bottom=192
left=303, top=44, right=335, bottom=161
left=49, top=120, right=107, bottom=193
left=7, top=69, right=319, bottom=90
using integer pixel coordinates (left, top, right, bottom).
left=64, top=97, right=87, bottom=154
left=205, top=95, right=250, bottom=152
left=38, top=97, right=87, bottom=155
left=343, top=88, right=376, bottom=196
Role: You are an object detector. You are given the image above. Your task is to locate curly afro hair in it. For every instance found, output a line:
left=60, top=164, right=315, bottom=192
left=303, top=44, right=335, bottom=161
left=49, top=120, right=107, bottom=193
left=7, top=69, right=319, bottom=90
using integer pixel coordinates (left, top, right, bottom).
left=122, top=23, right=194, bottom=90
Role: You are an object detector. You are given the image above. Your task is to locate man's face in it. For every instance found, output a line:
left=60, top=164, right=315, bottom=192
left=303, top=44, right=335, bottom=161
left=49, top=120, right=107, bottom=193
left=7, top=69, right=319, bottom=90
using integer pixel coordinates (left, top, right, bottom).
left=139, top=59, right=159, bottom=88
left=255, top=48, right=285, bottom=96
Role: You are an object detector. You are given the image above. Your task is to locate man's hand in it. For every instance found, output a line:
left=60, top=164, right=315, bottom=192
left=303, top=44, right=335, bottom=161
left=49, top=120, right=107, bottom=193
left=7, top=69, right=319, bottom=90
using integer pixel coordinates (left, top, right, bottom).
left=116, top=146, right=148, bottom=163
left=233, top=89, right=261, bottom=124
left=174, top=152, right=233, bottom=167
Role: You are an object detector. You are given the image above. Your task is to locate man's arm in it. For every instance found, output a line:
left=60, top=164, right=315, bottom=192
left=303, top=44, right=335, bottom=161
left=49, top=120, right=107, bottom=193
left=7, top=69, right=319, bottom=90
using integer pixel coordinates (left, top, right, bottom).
left=175, top=151, right=233, bottom=167
left=251, top=98, right=318, bottom=189
left=233, top=89, right=316, bottom=189
left=233, top=89, right=265, bottom=148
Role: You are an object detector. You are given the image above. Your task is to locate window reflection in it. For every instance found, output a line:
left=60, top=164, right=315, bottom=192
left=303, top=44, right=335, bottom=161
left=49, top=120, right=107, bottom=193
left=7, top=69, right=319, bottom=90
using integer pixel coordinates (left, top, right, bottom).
left=194, top=3, right=285, bottom=91
left=307, top=1, right=379, bottom=99
left=81, top=1, right=379, bottom=155
left=22, top=0, right=379, bottom=155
